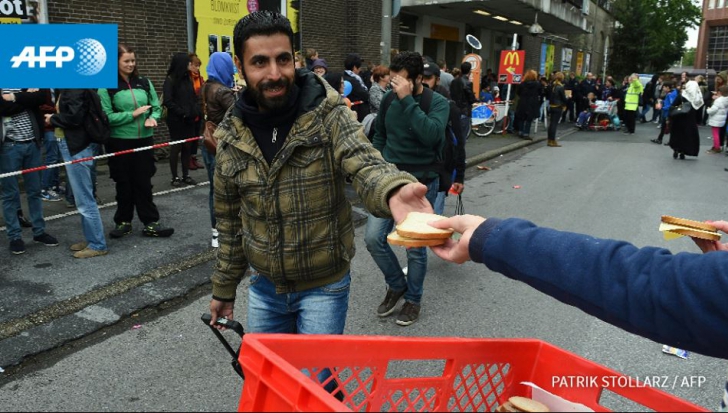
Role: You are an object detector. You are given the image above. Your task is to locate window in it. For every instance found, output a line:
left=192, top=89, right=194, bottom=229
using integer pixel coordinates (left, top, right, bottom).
left=709, top=0, right=715, bottom=9
left=719, top=0, right=725, bottom=8
left=708, top=26, right=728, bottom=72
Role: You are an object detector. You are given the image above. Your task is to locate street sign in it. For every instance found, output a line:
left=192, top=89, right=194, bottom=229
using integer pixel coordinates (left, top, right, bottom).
left=498, top=50, right=525, bottom=84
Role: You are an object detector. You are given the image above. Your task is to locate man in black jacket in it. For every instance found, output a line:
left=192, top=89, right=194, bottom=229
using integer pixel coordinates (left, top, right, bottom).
left=449, top=62, right=477, bottom=140
left=0, top=88, right=59, bottom=255
left=342, top=53, right=371, bottom=122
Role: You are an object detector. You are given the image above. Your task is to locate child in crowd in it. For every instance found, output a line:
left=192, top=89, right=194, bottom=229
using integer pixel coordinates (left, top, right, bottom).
left=479, top=84, right=494, bottom=103
left=575, top=92, right=597, bottom=129
left=706, top=85, right=728, bottom=153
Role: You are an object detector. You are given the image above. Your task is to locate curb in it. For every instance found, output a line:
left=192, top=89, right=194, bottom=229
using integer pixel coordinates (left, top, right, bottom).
left=466, top=127, right=579, bottom=168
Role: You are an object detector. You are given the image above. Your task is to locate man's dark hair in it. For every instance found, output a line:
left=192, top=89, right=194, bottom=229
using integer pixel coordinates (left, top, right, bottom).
left=460, top=62, right=472, bottom=76
left=663, top=80, right=674, bottom=89
left=344, top=53, right=363, bottom=71
left=233, top=11, right=294, bottom=63
left=390, top=51, right=424, bottom=82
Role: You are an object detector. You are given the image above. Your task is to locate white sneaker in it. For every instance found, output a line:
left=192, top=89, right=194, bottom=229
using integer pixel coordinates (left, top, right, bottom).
left=211, top=228, right=219, bottom=248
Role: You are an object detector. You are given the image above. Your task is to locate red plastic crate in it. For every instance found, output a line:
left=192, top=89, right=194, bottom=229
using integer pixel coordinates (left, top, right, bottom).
left=237, top=334, right=708, bottom=412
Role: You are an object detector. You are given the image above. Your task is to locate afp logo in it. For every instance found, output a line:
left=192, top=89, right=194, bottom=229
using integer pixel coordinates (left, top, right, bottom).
left=11, top=39, right=107, bottom=76
left=1, top=24, right=117, bottom=88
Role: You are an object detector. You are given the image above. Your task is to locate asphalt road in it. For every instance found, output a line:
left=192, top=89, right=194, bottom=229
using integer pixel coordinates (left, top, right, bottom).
left=1, top=122, right=727, bottom=411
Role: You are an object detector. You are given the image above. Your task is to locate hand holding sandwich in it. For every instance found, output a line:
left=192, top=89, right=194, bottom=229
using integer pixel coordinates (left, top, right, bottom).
left=428, top=214, right=486, bottom=264
left=691, top=220, right=728, bottom=253
left=387, top=182, right=434, bottom=224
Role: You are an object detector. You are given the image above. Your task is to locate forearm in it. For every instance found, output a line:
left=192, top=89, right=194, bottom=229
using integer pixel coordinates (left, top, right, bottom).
left=470, top=217, right=728, bottom=359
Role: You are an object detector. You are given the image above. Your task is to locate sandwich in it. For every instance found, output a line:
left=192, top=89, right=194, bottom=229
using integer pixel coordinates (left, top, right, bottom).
left=496, top=396, right=550, bottom=412
left=660, top=215, right=721, bottom=241
left=386, top=212, right=453, bottom=247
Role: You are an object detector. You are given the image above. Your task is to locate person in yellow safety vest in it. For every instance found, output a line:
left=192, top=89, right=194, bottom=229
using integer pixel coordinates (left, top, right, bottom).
left=623, top=73, right=644, bottom=135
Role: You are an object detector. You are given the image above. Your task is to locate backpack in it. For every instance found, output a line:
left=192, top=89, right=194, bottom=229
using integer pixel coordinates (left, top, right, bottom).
left=379, top=87, right=463, bottom=191
left=83, top=89, right=111, bottom=145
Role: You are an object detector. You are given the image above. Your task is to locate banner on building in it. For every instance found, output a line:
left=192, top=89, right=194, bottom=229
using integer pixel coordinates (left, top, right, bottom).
left=539, top=43, right=547, bottom=76
left=193, top=0, right=299, bottom=78
left=561, top=48, right=572, bottom=72
left=575, top=51, right=584, bottom=76
left=0, top=0, right=46, bottom=24
left=584, top=53, right=591, bottom=75
left=545, top=44, right=555, bottom=76
left=498, top=50, right=525, bottom=84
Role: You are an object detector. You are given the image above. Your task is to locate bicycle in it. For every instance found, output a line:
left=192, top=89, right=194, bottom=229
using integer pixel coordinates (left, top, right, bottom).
left=471, top=102, right=510, bottom=137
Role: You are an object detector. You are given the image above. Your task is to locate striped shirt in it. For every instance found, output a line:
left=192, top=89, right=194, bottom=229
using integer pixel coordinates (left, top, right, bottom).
left=1, top=89, right=35, bottom=142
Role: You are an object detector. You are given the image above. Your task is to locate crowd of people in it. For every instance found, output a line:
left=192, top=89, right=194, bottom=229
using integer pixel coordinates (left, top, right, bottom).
left=2, top=10, right=726, bottom=409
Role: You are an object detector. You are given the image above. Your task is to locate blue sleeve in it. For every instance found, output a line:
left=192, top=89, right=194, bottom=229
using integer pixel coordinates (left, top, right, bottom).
left=663, top=91, right=676, bottom=117
left=469, top=217, right=728, bottom=359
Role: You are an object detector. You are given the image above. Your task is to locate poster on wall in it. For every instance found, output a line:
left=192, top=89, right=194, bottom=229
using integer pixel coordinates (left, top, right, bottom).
left=562, top=48, right=572, bottom=72
left=575, top=51, right=584, bottom=76
left=544, top=44, right=555, bottom=76
left=0, top=0, right=46, bottom=24
left=194, top=0, right=299, bottom=78
left=584, top=53, right=591, bottom=75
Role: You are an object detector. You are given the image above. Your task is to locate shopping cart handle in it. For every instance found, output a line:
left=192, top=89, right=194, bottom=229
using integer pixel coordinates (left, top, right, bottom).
left=201, top=313, right=245, bottom=337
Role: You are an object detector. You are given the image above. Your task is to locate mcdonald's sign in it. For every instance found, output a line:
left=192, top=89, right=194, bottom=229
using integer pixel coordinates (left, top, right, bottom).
left=498, top=50, right=525, bottom=84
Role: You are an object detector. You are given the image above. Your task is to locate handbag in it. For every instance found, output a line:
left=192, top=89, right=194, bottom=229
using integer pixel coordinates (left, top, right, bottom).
left=201, top=84, right=218, bottom=155
left=669, top=94, right=692, bottom=118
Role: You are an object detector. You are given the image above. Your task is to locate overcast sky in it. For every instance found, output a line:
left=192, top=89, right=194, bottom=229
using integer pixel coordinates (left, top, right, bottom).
left=688, top=26, right=699, bottom=48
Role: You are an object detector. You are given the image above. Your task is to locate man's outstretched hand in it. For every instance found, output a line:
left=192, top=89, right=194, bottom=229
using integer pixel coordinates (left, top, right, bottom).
left=388, top=182, right=433, bottom=224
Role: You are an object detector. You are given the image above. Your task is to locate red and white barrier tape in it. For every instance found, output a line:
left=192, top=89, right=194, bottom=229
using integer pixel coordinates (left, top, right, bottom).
left=0, top=136, right=204, bottom=180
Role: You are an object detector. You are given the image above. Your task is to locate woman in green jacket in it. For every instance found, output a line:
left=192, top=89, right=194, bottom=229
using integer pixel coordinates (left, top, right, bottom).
left=98, top=44, right=174, bottom=239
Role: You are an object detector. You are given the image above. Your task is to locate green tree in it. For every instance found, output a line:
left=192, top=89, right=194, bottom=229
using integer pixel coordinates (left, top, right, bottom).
left=609, top=0, right=701, bottom=75
left=682, top=47, right=696, bottom=67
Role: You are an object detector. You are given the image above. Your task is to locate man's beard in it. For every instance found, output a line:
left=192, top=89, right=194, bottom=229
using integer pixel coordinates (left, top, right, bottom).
left=250, top=77, right=293, bottom=112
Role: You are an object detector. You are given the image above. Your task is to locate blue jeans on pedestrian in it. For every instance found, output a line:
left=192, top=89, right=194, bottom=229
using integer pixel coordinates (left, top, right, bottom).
left=640, top=104, right=653, bottom=122
left=41, top=131, right=60, bottom=190
left=364, top=177, right=439, bottom=305
left=520, top=119, right=533, bottom=137
left=0, top=141, right=45, bottom=240
left=247, top=270, right=351, bottom=394
left=65, top=144, right=98, bottom=204
left=201, top=144, right=216, bottom=229
left=58, top=140, right=107, bottom=251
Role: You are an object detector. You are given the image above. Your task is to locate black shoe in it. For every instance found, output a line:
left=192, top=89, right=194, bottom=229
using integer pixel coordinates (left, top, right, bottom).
left=33, top=233, right=59, bottom=247
left=182, top=176, right=197, bottom=185
left=142, top=222, right=174, bottom=238
left=17, top=212, right=32, bottom=228
left=377, top=288, right=406, bottom=317
left=9, top=239, right=25, bottom=255
left=673, top=151, right=678, bottom=159
left=396, top=301, right=421, bottom=326
left=650, top=139, right=662, bottom=144
left=171, top=177, right=182, bottom=187
left=110, top=222, right=132, bottom=238
left=680, top=153, right=685, bottom=160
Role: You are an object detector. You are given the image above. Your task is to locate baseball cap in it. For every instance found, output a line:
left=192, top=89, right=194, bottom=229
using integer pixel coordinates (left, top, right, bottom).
left=423, top=62, right=440, bottom=78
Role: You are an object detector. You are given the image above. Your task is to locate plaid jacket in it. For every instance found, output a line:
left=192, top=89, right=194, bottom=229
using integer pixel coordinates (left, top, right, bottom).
left=211, top=71, right=417, bottom=299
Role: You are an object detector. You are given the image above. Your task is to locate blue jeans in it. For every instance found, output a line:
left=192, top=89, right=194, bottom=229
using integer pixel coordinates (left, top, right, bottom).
left=640, top=104, right=653, bottom=122
left=201, top=145, right=216, bottom=229
left=58, top=140, right=107, bottom=251
left=364, top=177, right=440, bottom=305
left=65, top=144, right=98, bottom=204
left=0, top=141, right=45, bottom=240
left=520, top=119, right=533, bottom=137
left=41, top=131, right=60, bottom=190
left=247, top=270, right=351, bottom=393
